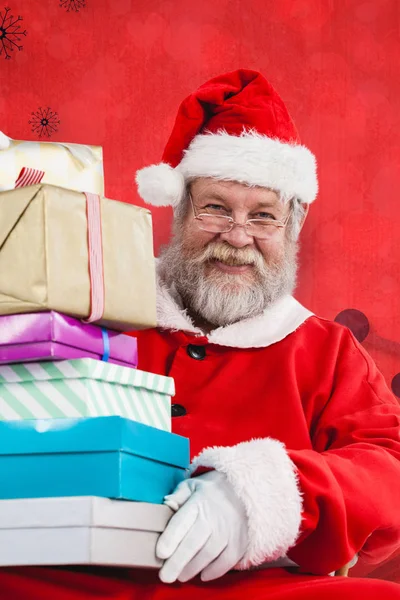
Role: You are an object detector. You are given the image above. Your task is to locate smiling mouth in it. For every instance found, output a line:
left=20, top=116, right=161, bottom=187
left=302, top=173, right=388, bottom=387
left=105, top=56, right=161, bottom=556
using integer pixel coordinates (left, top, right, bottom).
left=211, top=260, right=254, bottom=274
left=209, top=257, right=254, bottom=267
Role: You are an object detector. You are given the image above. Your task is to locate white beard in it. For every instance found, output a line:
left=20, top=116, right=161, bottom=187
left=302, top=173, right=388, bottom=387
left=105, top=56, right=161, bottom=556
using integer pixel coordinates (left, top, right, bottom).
left=159, top=234, right=298, bottom=328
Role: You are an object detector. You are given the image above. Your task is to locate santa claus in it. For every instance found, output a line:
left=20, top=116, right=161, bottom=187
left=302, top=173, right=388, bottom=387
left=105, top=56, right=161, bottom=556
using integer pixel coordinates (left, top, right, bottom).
left=0, top=69, right=399, bottom=600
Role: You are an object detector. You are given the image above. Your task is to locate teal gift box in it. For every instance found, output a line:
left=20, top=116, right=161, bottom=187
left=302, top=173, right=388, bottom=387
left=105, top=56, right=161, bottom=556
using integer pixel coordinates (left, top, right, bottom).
left=0, top=417, right=189, bottom=504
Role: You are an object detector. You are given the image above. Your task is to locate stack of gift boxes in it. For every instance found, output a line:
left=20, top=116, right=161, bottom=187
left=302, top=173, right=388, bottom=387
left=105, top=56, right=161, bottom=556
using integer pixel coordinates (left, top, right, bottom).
left=0, top=133, right=189, bottom=568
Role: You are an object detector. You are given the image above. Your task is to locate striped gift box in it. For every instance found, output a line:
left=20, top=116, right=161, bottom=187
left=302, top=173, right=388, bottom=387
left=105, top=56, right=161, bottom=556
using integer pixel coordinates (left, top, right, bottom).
left=0, top=359, right=173, bottom=432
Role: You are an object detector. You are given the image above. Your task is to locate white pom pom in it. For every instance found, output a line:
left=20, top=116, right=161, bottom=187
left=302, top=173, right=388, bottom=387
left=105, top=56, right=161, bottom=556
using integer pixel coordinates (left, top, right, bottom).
left=0, top=131, right=11, bottom=150
left=135, top=163, right=185, bottom=207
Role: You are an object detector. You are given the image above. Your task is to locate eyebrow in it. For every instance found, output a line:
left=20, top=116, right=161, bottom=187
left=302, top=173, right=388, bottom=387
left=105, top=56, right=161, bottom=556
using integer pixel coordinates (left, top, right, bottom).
left=200, top=195, right=280, bottom=210
left=252, top=201, right=280, bottom=210
left=200, top=193, right=229, bottom=203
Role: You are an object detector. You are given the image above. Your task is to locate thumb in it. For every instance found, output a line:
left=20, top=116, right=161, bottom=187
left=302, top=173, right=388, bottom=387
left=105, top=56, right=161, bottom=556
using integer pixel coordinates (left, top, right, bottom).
left=164, top=478, right=197, bottom=511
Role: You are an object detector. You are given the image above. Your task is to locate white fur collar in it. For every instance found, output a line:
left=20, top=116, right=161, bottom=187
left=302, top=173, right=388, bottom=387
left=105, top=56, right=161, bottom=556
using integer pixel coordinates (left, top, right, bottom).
left=156, top=276, right=313, bottom=349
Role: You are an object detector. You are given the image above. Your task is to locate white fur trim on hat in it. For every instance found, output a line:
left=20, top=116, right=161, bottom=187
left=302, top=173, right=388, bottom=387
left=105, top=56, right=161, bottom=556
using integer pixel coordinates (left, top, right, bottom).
left=136, top=130, right=318, bottom=207
left=136, top=162, right=185, bottom=208
left=180, top=131, right=318, bottom=204
left=190, top=438, right=303, bottom=569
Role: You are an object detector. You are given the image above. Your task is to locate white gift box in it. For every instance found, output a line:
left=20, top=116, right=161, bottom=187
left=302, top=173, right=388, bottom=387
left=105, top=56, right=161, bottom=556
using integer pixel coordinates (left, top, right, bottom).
left=0, top=133, right=104, bottom=195
left=0, top=496, right=172, bottom=568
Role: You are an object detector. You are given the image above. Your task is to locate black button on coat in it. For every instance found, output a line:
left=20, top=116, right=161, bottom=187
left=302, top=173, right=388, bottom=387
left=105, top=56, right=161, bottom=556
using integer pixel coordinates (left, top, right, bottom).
left=171, top=404, right=187, bottom=417
left=186, top=344, right=206, bottom=360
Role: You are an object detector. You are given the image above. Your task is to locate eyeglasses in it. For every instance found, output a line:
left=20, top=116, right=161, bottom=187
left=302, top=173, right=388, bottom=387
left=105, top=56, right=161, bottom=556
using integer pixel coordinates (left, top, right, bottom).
left=189, top=194, right=291, bottom=240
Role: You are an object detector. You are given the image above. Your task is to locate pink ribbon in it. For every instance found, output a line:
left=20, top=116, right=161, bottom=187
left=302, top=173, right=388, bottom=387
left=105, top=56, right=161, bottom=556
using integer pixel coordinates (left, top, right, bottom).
left=82, top=192, right=105, bottom=323
left=15, top=168, right=105, bottom=323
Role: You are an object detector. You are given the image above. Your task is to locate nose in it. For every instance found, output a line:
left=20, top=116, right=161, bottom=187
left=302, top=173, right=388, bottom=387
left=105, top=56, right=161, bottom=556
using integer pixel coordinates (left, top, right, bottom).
left=219, top=223, right=255, bottom=248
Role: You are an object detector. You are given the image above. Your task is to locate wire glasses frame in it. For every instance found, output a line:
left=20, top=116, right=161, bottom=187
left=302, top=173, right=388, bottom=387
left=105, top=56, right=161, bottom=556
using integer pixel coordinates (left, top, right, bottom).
left=189, top=194, right=292, bottom=240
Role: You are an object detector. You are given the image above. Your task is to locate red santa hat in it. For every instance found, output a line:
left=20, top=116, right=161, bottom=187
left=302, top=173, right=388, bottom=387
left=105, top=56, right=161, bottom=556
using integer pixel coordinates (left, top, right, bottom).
left=136, top=69, right=318, bottom=207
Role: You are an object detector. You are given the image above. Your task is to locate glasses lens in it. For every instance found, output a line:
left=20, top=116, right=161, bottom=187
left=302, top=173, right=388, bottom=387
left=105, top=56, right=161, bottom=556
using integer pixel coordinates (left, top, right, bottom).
left=197, top=215, right=232, bottom=233
left=246, top=221, right=281, bottom=239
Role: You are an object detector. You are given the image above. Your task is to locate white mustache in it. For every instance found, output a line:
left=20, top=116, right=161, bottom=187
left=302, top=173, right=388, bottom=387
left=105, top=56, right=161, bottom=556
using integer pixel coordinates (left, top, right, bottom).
left=191, top=242, right=265, bottom=269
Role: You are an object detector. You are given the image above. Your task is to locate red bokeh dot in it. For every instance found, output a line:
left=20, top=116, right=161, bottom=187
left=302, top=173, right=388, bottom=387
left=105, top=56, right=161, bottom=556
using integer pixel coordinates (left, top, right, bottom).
left=334, top=309, right=370, bottom=343
left=391, top=373, right=400, bottom=399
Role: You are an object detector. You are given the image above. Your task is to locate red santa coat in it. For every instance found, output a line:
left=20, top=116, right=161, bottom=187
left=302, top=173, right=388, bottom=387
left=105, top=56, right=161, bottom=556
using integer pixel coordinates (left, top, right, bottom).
left=0, top=290, right=399, bottom=599
left=133, top=287, right=400, bottom=575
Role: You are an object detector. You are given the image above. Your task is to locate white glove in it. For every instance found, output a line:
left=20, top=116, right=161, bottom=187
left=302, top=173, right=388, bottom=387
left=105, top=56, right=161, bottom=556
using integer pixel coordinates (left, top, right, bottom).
left=156, top=470, right=249, bottom=583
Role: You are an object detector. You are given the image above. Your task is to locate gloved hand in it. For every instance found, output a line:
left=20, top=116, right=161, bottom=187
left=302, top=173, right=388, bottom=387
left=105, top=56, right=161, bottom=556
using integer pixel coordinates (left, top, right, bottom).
left=156, top=470, right=249, bottom=583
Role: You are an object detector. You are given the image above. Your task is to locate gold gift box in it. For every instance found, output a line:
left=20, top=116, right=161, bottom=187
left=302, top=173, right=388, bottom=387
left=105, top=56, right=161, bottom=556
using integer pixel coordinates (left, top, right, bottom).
left=0, top=138, right=104, bottom=195
left=0, top=184, right=156, bottom=331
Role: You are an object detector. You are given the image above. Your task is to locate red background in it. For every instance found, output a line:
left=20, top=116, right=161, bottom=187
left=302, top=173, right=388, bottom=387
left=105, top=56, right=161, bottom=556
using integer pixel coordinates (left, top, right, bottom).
left=1, top=0, right=400, bottom=580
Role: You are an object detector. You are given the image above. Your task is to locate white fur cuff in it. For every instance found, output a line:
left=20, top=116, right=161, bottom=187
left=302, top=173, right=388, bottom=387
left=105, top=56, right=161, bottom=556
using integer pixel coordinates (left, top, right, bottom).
left=190, top=438, right=303, bottom=569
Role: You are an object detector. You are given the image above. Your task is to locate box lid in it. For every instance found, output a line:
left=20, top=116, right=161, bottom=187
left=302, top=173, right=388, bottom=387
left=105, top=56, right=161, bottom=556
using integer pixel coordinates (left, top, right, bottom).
left=0, top=184, right=35, bottom=248
left=0, top=496, right=172, bottom=531
left=0, top=417, right=189, bottom=468
left=0, top=312, right=138, bottom=365
left=0, top=358, right=174, bottom=396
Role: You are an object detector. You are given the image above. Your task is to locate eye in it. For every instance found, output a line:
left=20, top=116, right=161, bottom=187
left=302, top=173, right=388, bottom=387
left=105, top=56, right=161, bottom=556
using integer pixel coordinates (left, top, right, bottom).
left=253, top=212, right=276, bottom=220
left=203, top=204, right=228, bottom=214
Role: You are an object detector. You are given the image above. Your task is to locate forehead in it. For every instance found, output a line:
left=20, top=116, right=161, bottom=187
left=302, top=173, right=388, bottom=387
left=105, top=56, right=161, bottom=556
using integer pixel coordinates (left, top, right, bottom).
left=190, top=178, right=282, bottom=209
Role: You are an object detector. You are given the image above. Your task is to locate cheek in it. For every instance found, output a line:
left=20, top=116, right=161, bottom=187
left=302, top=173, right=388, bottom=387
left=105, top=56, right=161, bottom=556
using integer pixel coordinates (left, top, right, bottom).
left=181, top=222, right=217, bottom=252
left=256, top=237, right=286, bottom=262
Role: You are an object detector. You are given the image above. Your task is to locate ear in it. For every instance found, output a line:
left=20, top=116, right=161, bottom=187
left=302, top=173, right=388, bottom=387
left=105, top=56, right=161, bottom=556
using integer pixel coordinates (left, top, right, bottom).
left=298, top=203, right=309, bottom=234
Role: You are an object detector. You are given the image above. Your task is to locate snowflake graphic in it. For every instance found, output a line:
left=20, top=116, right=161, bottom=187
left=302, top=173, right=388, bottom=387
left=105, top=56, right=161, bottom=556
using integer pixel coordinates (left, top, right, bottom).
left=0, top=6, right=27, bottom=60
left=29, top=107, right=60, bottom=138
left=60, top=0, right=86, bottom=12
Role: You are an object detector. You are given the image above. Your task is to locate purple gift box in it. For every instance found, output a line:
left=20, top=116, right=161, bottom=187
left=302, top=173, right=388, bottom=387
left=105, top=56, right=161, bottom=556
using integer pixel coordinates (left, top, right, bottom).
left=0, top=312, right=138, bottom=367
